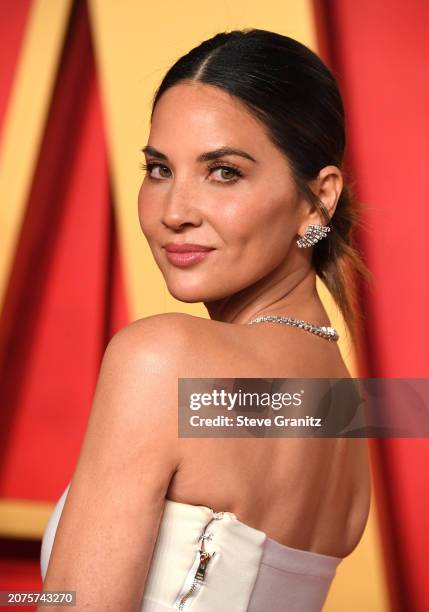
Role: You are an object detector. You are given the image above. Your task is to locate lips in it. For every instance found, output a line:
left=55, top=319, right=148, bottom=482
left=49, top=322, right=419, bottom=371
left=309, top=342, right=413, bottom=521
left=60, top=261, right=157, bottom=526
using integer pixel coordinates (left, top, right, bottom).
left=163, top=243, right=215, bottom=267
left=164, top=243, right=214, bottom=253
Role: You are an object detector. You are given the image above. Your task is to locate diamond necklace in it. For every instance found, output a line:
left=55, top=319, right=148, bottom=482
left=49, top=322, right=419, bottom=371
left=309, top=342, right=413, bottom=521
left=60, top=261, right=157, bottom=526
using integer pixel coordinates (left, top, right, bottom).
left=246, top=314, right=339, bottom=342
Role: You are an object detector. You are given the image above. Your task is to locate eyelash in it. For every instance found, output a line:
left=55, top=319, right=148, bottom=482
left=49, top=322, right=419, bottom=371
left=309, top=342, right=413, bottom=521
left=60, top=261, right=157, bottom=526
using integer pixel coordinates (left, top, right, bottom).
left=140, top=161, right=244, bottom=183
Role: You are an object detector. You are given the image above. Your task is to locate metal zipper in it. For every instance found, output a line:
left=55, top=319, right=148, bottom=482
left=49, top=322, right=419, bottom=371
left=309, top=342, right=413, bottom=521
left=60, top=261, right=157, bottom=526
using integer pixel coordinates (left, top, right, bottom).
left=174, top=511, right=225, bottom=611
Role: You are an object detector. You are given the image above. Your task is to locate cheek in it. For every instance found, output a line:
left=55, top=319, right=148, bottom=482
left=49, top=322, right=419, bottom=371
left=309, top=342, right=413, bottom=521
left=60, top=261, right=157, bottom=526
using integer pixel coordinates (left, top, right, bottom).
left=137, top=182, right=157, bottom=237
left=217, top=192, right=297, bottom=254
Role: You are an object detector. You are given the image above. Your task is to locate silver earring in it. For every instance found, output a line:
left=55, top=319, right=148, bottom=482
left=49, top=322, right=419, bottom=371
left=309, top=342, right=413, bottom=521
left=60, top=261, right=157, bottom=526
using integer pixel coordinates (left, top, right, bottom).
left=296, top=223, right=331, bottom=248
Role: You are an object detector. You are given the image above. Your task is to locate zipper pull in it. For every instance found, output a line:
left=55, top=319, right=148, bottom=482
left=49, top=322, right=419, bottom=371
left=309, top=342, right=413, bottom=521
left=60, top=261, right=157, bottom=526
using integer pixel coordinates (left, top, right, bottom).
left=194, top=550, right=214, bottom=583
left=193, top=510, right=223, bottom=582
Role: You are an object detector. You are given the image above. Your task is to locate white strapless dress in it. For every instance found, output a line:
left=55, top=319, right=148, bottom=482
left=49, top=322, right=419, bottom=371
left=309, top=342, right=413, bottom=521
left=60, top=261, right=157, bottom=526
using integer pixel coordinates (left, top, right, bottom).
left=40, top=484, right=342, bottom=611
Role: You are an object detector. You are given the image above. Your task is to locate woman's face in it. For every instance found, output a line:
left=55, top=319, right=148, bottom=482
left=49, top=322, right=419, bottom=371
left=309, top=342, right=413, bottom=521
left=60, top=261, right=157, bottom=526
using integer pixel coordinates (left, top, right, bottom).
left=138, top=82, right=307, bottom=303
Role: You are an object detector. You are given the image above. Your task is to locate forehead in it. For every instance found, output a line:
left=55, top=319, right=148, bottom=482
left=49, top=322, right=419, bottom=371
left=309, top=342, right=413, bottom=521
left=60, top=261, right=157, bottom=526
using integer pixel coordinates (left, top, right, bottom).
left=149, top=82, right=276, bottom=156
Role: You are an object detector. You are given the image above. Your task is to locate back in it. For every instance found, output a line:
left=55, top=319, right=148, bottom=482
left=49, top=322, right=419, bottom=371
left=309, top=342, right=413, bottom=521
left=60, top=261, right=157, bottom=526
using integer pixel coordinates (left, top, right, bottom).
left=166, top=314, right=371, bottom=560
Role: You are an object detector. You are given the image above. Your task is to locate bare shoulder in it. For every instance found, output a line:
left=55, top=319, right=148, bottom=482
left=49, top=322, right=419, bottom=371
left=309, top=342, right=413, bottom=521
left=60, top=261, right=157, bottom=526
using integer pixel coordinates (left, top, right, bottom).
left=86, top=313, right=203, bottom=453
left=111, top=312, right=211, bottom=343
left=111, top=311, right=198, bottom=342
left=107, top=312, right=222, bottom=373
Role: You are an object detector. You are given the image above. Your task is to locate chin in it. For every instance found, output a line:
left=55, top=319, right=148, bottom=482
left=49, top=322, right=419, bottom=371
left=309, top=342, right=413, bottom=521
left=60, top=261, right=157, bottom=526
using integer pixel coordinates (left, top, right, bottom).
left=165, top=277, right=206, bottom=303
left=164, top=277, right=230, bottom=303
left=167, top=287, right=208, bottom=303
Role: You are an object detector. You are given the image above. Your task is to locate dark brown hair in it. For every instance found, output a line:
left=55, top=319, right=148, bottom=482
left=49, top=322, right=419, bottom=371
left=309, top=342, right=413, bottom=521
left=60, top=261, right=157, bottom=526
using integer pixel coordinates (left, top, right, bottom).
left=151, top=28, right=371, bottom=345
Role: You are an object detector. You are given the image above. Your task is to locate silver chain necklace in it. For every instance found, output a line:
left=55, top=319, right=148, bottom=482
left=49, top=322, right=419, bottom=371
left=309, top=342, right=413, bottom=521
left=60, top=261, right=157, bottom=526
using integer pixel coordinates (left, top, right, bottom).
left=246, top=314, right=339, bottom=342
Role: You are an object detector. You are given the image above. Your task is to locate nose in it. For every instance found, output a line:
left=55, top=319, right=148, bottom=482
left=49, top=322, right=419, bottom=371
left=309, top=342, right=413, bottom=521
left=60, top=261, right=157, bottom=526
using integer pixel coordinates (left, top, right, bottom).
left=161, top=179, right=202, bottom=230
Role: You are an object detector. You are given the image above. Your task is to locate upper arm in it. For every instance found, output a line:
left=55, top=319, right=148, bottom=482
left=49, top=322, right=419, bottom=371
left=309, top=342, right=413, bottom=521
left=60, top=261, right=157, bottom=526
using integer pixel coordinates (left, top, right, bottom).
left=39, top=314, right=189, bottom=611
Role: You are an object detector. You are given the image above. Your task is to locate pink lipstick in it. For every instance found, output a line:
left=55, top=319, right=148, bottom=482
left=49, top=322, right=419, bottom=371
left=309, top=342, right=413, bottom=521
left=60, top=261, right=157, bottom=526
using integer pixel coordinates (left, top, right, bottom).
left=164, top=242, right=215, bottom=268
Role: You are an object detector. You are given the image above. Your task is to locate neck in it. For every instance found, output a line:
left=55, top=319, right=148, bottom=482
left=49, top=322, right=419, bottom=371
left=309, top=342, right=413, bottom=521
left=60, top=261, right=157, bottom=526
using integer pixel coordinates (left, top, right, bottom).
left=205, top=263, right=327, bottom=325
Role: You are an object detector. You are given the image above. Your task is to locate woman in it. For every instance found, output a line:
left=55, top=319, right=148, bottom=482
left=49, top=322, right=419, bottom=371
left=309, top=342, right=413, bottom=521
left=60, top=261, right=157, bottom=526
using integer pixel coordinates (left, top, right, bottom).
left=39, top=29, right=371, bottom=611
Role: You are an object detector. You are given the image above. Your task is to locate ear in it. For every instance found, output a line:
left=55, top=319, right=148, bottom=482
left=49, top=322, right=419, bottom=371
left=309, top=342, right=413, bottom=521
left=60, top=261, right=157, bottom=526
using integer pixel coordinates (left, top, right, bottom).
left=297, top=165, right=343, bottom=237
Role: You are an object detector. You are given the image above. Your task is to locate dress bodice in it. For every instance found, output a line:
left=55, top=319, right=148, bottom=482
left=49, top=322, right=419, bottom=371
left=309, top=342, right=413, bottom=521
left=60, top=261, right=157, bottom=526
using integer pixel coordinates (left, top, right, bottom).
left=40, top=484, right=342, bottom=611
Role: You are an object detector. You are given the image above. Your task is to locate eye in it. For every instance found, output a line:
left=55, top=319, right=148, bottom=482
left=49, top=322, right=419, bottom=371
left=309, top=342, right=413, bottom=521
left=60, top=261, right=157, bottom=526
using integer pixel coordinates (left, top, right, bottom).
left=208, top=162, right=243, bottom=183
left=141, top=162, right=170, bottom=181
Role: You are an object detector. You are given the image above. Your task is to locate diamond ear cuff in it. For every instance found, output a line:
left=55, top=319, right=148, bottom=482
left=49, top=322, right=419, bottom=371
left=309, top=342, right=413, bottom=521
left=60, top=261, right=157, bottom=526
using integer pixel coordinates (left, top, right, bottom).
left=296, top=223, right=331, bottom=248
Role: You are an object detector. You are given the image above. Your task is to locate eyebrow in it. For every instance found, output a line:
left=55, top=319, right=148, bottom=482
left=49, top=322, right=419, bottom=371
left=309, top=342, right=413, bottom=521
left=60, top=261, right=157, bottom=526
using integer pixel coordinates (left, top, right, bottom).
left=141, top=145, right=257, bottom=163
